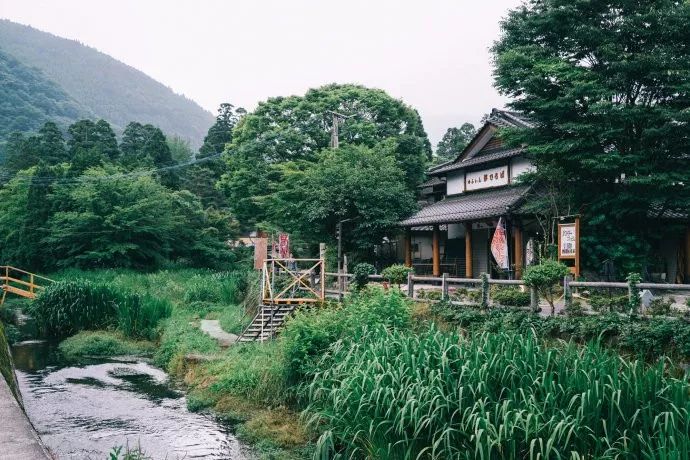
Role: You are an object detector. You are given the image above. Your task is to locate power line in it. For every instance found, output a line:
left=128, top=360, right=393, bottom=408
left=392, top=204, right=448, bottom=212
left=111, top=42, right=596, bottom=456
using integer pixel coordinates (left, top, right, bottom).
left=0, top=152, right=225, bottom=185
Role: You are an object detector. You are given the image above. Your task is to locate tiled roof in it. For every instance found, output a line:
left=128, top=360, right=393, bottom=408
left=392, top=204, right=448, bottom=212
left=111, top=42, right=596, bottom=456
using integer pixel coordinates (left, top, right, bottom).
left=488, top=109, right=534, bottom=129
left=648, top=203, right=689, bottom=220
left=418, top=176, right=446, bottom=188
left=430, top=147, right=524, bottom=174
left=400, top=185, right=530, bottom=226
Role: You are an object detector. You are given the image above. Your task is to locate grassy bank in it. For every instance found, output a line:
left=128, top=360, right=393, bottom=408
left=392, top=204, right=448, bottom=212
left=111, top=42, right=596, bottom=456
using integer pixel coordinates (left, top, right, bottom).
left=24, top=268, right=690, bottom=459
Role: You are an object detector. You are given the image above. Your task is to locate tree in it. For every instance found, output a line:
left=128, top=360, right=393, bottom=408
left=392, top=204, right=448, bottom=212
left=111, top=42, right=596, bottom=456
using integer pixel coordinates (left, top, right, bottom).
left=167, top=135, right=193, bottom=164
left=198, top=103, right=245, bottom=159
left=492, top=0, right=690, bottom=275
left=221, top=84, right=430, bottom=229
left=120, top=122, right=177, bottom=187
left=38, top=122, right=68, bottom=164
left=265, top=144, right=416, bottom=254
left=435, top=123, right=476, bottom=164
left=67, top=119, right=119, bottom=161
left=523, top=260, right=570, bottom=315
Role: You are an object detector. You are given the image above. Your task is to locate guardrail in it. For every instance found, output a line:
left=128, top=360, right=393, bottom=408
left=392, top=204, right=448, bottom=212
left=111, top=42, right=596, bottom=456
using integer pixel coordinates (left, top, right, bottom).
left=0, top=265, right=54, bottom=303
left=323, top=270, right=690, bottom=313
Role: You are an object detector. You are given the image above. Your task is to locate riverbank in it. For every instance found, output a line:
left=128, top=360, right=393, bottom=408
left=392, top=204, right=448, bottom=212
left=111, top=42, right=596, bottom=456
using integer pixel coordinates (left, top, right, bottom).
left=0, top=321, right=51, bottom=459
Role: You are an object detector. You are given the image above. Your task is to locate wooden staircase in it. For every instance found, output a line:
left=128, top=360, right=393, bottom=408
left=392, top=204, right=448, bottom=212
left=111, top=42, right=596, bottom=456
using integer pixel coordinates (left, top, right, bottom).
left=0, top=266, right=53, bottom=304
left=237, top=303, right=297, bottom=342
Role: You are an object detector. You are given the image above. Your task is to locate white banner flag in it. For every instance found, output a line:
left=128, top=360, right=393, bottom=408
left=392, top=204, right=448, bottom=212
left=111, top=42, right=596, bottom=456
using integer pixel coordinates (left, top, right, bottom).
left=491, top=218, right=509, bottom=270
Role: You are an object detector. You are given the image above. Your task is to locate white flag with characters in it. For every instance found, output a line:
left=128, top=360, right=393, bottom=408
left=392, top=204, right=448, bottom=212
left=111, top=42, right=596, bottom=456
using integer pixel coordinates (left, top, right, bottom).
left=491, top=218, right=509, bottom=270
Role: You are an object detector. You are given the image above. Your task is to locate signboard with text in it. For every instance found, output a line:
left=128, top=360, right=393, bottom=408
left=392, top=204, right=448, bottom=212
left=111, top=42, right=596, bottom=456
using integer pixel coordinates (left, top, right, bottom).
left=465, top=166, right=509, bottom=191
left=558, top=223, right=577, bottom=259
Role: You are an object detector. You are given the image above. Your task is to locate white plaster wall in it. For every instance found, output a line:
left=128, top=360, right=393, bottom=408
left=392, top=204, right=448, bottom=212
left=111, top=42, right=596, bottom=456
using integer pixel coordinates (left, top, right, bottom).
left=511, top=157, right=534, bottom=180
left=413, top=235, right=434, bottom=260
left=446, top=171, right=465, bottom=195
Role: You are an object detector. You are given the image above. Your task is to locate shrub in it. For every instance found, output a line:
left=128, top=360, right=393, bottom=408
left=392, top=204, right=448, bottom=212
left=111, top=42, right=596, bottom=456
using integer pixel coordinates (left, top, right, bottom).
left=352, top=263, right=376, bottom=291
left=59, top=331, right=154, bottom=359
left=523, top=260, right=570, bottom=314
left=381, top=264, right=413, bottom=288
left=648, top=297, right=673, bottom=316
left=588, top=294, right=629, bottom=313
left=491, top=286, right=531, bottom=307
left=31, top=280, right=120, bottom=338
left=31, top=280, right=171, bottom=340
left=280, top=289, right=411, bottom=385
left=305, top=328, right=690, bottom=460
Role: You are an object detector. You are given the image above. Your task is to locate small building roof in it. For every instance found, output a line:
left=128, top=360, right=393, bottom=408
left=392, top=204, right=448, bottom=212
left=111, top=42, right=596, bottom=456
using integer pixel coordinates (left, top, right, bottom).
left=430, top=147, right=524, bottom=174
left=400, top=185, right=531, bottom=227
left=418, top=176, right=446, bottom=188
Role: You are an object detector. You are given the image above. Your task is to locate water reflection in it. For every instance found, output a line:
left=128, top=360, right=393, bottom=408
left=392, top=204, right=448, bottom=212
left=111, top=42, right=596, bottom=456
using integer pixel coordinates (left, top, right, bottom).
left=12, top=343, right=245, bottom=460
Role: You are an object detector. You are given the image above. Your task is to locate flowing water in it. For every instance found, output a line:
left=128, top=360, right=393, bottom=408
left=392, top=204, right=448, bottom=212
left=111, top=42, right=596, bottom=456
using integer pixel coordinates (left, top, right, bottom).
left=11, top=340, right=247, bottom=460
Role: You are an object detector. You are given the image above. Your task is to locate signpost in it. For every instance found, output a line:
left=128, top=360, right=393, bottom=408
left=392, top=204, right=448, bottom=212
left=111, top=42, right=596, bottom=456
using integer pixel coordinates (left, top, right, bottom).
left=557, top=217, right=580, bottom=278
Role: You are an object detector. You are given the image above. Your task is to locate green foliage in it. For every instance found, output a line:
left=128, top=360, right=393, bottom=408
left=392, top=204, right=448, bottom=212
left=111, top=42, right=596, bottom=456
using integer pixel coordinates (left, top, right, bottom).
left=588, top=293, right=629, bottom=313
left=352, top=263, right=376, bottom=291
left=154, top=313, right=220, bottom=371
left=523, top=260, right=569, bottom=311
left=265, top=145, right=417, bottom=252
left=0, top=19, right=214, bottom=147
left=218, top=306, right=251, bottom=335
left=31, top=280, right=171, bottom=340
left=220, top=83, right=430, bottom=231
left=58, top=331, right=154, bottom=360
left=648, top=297, right=673, bottom=317
left=306, top=327, right=690, bottom=459
left=492, top=0, right=690, bottom=273
left=280, top=290, right=411, bottom=385
left=432, top=303, right=690, bottom=360
left=0, top=48, right=86, bottom=153
left=491, top=286, right=531, bottom=307
left=381, top=263, right=413, bottom=286
left=0, top=321, right=20, bottom=400
left=434, top=122, right=476, bottom=164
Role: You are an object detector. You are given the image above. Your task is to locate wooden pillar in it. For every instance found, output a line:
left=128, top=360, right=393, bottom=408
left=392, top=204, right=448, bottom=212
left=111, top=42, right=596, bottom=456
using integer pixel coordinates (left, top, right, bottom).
left=464, top=222, right=473, bottom=278
left=514, top=225, right=523, bottom=279
left=685, top=225, right=690, bottom=282
left=432, top=224, right=441, bottom=277
left=404, top=229, right=412, bottom=268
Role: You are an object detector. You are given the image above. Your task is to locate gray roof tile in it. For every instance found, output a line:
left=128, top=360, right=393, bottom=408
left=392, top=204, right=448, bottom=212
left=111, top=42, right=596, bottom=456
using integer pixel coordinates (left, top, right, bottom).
left=400, top=185, right=531, bottom=226
left=430, top=147, right=524, bottom=174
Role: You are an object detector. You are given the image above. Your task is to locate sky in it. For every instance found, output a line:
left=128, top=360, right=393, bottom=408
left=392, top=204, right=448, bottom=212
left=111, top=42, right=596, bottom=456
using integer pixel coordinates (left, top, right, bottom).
left=0, top=0, right=523, bottom=145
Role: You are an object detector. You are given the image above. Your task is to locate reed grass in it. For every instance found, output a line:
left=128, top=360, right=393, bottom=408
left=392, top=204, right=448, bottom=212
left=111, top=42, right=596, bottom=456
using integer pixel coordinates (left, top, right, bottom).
left=305, top=327, right=690, bottom=460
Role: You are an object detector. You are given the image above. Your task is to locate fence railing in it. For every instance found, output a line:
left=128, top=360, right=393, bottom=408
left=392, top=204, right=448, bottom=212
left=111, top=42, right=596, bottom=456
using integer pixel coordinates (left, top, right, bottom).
left=323, top=270, right=690, bottom=314
left=0, top=265, right=54, bottom=303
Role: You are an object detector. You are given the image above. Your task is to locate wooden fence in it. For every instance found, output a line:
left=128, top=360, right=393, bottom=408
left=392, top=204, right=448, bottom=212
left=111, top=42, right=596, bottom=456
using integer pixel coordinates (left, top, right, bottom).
left=324, top=271, right=690, bottom=311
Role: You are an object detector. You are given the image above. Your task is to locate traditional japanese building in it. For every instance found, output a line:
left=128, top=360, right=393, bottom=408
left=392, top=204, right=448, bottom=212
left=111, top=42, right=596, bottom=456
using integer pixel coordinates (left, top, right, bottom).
left=399, top=109, right=536, bottom=278
left=398, top=108, right=690, bottom=283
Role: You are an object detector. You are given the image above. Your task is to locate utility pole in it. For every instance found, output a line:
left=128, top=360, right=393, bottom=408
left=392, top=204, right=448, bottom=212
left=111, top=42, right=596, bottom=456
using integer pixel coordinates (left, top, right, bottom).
left=327, top=110, right=353, bottom=149
left=337, top=217, right=355, bottom=299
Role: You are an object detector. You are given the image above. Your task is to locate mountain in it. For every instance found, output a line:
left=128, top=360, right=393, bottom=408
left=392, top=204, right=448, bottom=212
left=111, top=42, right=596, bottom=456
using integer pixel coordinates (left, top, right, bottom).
left=0, top=20, right=214, bottom=148
left=0, top=48, right=91, bottom=142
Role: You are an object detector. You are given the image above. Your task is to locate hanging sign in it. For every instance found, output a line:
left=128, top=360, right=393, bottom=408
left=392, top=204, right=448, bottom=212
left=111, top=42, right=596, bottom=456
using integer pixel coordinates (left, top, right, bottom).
left=465, top=166, right=509, bottom=191
left=491, top=218, right=509, bottom=269
left=278, top=233, right=290, bottom=259
left=558, top=223, right=577, bottom=259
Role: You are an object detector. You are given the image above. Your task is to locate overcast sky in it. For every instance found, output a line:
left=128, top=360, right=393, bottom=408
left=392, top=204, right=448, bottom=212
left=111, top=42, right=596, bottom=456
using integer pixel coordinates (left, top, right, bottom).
left=0, top=0, right=522, bottom=145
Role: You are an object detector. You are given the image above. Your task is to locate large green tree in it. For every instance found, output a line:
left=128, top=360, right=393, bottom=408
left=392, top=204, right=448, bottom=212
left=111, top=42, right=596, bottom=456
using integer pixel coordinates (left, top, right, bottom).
left=435, top=123, right=476, bottom=164
left=493, top=0, right=690, bottom=274
left=265, top=144, right=416, bottom=253
left=220, top=84, right=430, bottom=230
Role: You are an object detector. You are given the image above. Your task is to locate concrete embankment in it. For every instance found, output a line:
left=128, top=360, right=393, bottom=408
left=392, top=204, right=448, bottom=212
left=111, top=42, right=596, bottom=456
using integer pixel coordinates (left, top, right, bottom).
left=0, top=322, right=51, bottom=459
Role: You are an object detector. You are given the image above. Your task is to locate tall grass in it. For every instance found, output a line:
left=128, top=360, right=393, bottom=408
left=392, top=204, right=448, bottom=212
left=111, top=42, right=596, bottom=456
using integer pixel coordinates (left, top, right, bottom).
left=32, top=280, right=171, bottom=339
left=305, top=328, right=690, bottom=460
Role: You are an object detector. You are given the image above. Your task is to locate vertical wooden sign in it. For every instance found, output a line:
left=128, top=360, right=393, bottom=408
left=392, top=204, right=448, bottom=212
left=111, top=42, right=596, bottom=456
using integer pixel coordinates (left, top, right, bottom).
left=558, top=217, right=580, bottom=278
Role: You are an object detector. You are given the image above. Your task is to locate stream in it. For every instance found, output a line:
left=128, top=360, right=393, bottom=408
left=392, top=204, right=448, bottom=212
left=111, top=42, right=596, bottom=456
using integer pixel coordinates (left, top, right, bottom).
left=11, top=340, right=247, bottom=459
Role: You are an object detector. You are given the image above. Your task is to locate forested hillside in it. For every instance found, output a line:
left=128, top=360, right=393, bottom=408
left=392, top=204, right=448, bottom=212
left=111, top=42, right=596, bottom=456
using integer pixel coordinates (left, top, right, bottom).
left=0, top=50, right=90, bottom=149
left=0, top=20, right=214, bottom=148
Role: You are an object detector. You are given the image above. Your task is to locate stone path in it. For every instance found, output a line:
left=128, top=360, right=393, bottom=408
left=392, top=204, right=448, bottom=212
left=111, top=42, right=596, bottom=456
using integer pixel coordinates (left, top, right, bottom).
left=0, top=375, right=51, bottom=459
left=199, top=319, right=238, bottom=347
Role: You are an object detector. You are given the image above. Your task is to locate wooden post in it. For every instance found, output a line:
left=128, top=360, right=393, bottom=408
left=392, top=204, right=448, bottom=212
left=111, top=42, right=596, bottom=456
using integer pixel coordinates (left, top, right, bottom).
left=464, top=222, right=473, bottom=278
left=343, top=255, right=348, bottom=294
left=432, top=224, right=441, bottom=277
left=319, top=243, right=326, bottom=301
left=530, top=285, right=539, bottom=312
left=685, top=226, right=690, bottom=283
left=404, top=228, right=412, bottom=268
left=514, top=225, right=523, bottom=279
left=407, top=271, right=414, bottom=298
left=442, top=273, right=449, bottom=300
left=563, top=275, right=572, bottom=310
